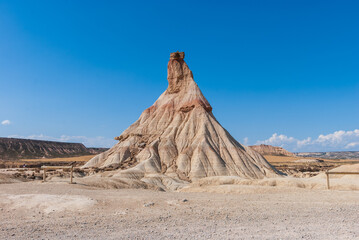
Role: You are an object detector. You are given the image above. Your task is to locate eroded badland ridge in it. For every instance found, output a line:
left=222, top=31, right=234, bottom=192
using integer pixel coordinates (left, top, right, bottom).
left=0, top=137, right=107, bottom=160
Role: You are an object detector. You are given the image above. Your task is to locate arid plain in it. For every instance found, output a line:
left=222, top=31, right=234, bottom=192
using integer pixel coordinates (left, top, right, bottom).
left=1, top=154, right=359, bottom=239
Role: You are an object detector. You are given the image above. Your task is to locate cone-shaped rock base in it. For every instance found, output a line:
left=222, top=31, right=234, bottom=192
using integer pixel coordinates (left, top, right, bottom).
left=83, top=52, right=281, bottom=190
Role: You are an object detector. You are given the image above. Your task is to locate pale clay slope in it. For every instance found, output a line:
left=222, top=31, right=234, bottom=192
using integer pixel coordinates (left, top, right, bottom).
left=83, top=52, right=280, bottom=190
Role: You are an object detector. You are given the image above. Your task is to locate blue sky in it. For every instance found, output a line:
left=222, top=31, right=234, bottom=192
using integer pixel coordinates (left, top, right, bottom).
left=0, top=1, right=358, bottom=152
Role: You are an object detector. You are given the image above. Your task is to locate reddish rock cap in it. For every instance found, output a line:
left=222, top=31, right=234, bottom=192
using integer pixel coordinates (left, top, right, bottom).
left=170, top=51, right=185, bottom=60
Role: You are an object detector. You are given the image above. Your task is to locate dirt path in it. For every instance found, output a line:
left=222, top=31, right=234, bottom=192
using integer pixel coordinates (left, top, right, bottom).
left=0, top=181, right=358, bottom=239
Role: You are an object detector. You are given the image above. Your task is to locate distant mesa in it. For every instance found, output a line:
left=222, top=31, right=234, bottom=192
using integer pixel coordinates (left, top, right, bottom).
left=296, top=151, right=359, bottom=160
left=249, top=144, right=295, bottom=157
left=0, top=137, right=107, bottom=160
left=249, top=144, right=359, bottom=160
left=83, top=52, right=282, bottom=190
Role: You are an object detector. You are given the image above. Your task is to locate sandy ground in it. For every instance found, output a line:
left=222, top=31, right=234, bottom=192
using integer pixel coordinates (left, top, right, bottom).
left=0, top=180, right=358, bottom=240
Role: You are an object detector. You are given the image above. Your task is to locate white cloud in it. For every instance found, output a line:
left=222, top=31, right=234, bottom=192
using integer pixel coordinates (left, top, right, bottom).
left=1, top=120, right=11, bottom=125
left=256, top=129, right=359, bottom=152
left=7, top=134, right=115, bottom=148
left=345, top=142, right=359, bottom=149
left=243, top=137, right=249, bottom=145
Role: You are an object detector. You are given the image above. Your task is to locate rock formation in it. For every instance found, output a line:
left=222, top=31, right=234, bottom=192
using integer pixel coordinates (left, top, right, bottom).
left=249, top=144, right=295, bottom=157
left=83, top=52, right=281, bottom=190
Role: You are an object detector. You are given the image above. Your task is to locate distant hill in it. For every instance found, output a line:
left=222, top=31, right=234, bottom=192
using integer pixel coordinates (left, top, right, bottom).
left=0, top=137, right=108, bottom=160
left=249, top=144, right=295, bottom=157
left=296, top=151, right=359, bottom=160
left=87, top=147, right=109, bottom=155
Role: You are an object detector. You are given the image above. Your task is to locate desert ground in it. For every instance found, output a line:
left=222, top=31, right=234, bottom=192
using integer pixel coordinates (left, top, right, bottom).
left=0, top=180, right=358, bottom=240
left=1, top=156, right=358, bottom=239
